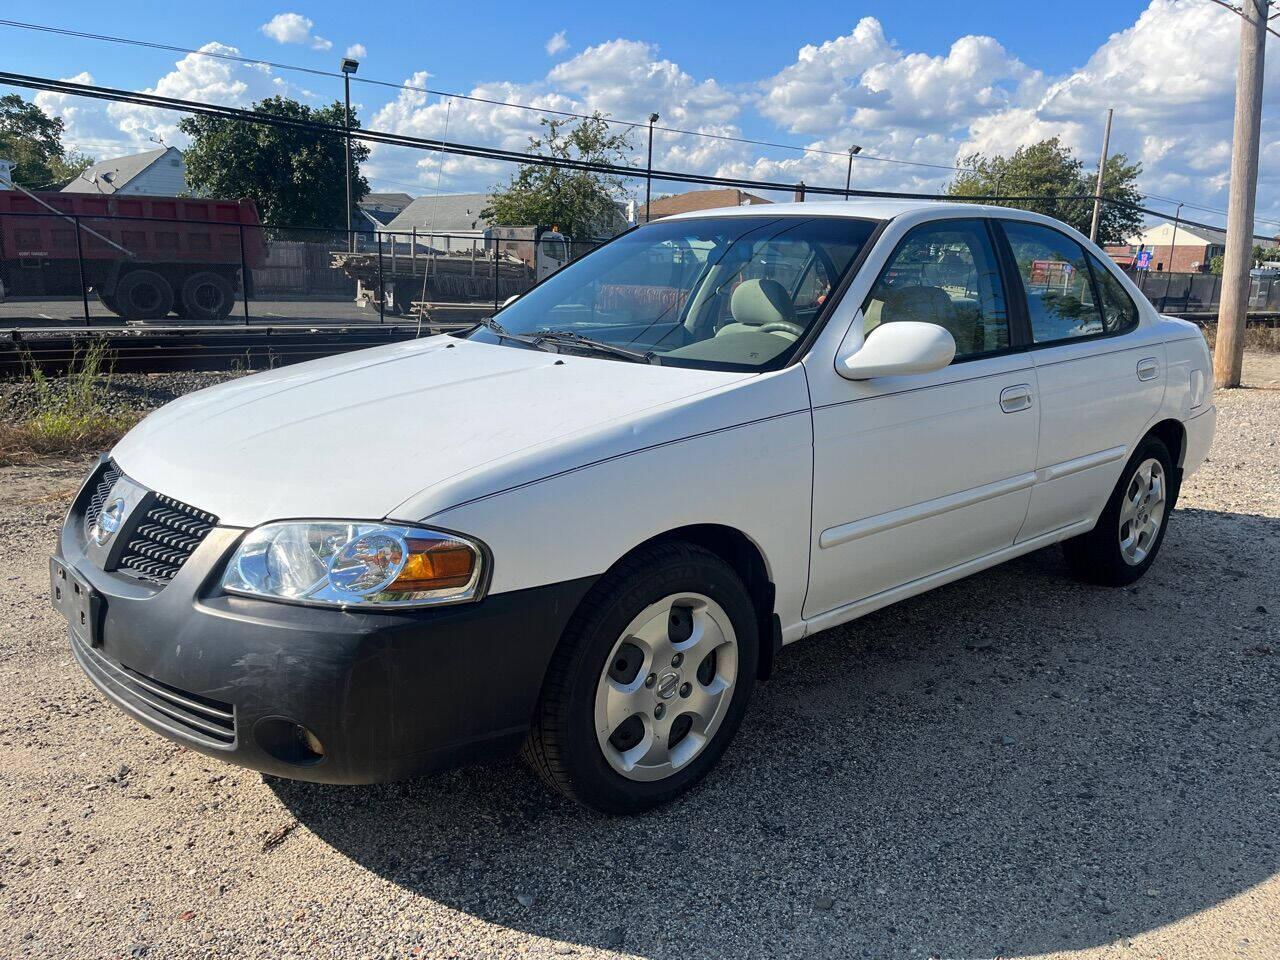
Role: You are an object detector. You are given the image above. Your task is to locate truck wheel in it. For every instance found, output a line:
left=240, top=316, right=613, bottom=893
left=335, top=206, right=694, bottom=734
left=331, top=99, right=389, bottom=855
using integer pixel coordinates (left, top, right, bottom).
left=114, top=270, right=174, bottom=321
left=94, top=288, right=121, bottom=316
left=1062, top=436, right=1177, bottom=587
left=523, top=542, right=759, bottom=813
left=180, top=272, right=236, bottom=322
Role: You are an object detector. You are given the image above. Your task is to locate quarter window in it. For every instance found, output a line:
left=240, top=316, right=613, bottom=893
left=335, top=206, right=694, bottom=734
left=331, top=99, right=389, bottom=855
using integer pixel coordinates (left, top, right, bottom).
left=1002, top=221, right=1105, bottom=343
left=1088, top=253, right=1139, bottom=334
left=862, top=219, right=1010, bottom=360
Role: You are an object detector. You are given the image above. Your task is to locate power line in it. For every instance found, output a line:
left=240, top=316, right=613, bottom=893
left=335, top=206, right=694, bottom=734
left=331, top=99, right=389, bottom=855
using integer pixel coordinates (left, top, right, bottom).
left=0, top=17, right=962, bottom=176
left=4, top=68, right=1274, bottom=243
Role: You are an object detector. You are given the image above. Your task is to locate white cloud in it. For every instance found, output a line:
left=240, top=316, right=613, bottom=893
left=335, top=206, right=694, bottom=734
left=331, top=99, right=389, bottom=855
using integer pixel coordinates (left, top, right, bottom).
left=345, top=43, right=367, bottom=60
left=30, top=2, right=1280, bottom=227
left=260, top=13, right=331, bottom=51
left=545, top=31, right=568, bottom=56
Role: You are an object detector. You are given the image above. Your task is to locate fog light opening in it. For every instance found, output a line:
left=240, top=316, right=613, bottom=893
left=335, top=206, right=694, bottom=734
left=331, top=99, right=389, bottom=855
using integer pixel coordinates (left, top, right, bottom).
left=253, top=716, right=325, bottom=766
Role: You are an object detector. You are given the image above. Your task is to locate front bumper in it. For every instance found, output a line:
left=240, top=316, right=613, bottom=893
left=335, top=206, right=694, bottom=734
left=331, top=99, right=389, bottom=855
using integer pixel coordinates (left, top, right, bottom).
left=54, top=470, right=595, bottom=785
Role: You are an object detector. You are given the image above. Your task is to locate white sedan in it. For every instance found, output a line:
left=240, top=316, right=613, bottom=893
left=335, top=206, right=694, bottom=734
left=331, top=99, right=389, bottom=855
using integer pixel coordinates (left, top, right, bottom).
left=51, top=201, right=1215, bottom=813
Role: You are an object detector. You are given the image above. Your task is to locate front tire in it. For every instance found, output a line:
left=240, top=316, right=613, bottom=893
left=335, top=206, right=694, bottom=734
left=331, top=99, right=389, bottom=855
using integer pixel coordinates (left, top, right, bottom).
left=1062, top=435, right=1177, bottom=586
left=523, top=542, right=759, bottom=813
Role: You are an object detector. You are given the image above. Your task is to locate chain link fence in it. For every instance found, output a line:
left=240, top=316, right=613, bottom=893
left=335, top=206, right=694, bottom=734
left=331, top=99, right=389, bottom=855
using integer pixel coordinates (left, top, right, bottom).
left=0, top=207, right=607, bottom=330
left=1129, top=269, right=1280, bottom=315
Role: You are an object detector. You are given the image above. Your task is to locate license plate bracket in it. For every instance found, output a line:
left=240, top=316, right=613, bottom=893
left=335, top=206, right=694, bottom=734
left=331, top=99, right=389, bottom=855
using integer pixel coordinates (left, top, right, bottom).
left=49, top=557, right=103, bottom=647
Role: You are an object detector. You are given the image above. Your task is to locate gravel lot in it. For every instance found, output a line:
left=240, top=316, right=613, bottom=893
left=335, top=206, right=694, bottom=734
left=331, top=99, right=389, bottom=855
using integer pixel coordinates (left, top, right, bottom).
left=1, top=358, right=1277, bottom=960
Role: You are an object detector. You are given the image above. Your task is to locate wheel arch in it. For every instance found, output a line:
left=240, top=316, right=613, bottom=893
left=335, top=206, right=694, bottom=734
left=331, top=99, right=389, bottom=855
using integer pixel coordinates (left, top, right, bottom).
left=1145, top=418, right=1187, bottom=469
left=628, top=523, right=782, bottom=682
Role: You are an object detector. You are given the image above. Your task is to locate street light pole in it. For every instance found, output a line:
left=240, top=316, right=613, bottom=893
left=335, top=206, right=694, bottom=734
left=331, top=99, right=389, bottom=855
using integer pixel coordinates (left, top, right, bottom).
left=340, top=56, right=360, bottom=252
left=844, top=144, right=862, bottom=200
left=645, top=113, right=659, bottom=222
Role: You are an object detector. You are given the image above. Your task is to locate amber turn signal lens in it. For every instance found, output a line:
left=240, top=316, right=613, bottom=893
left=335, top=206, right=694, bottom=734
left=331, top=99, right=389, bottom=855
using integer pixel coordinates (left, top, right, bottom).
left=387, top=538, right=477, bottom=591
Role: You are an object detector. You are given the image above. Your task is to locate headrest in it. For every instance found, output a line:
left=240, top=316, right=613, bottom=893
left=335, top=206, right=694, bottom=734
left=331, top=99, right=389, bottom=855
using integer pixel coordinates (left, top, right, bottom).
left=730, top=278, right=797, bottom=327
left=880, top=285, right=957, bottom=326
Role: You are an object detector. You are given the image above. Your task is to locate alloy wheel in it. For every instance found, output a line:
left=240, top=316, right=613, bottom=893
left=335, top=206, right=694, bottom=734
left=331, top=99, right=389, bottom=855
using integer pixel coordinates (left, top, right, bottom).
left=593, top=593, right=738, bottom=782
left=1119, top=457, right=1166, bottom=566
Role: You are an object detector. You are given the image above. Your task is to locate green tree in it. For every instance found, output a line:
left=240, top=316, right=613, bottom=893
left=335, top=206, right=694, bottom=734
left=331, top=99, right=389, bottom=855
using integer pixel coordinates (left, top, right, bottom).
left=484, top=114, right=632, bottom=241
left=947, top=137, right=1144, bottom=245
left=178, top=96, right=369, bottom=230
left=0, top=94, right=94, bottom=189
left=1209, top=254, right=1225, bottom=276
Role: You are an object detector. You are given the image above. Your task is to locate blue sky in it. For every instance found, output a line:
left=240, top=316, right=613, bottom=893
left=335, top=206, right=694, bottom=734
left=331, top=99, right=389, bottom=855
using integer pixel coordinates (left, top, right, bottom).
left=4, top=2, right=1278, bottom=228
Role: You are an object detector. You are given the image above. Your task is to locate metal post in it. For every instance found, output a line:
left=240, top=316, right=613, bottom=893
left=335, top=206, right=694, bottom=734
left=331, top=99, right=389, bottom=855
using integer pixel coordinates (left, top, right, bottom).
left=645, top=113, right=659, bottom=222
left=1089, top=108, right=1113, bottom=243
left=1167, top=202, right=1183, bottom=277
left=377, top=231, right=385, bottom=324
left=238, top=223, right=250, bottom=326
left=493, top=237, right=500, bottom=313
left=73, top=215, right=90, bottom=325
left=343, top=71, right=354, bottom=254
left=1215, top=0, right=1269, bottom=387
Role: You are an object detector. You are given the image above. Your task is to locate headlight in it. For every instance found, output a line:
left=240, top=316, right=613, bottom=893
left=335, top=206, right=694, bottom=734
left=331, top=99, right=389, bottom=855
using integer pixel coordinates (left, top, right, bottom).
left=221, top=521, right=485, bottom=608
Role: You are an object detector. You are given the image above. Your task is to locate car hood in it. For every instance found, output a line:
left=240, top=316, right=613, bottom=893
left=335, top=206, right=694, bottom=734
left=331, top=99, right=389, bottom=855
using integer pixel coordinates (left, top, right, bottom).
left=111, top=336, right=753, bottom=528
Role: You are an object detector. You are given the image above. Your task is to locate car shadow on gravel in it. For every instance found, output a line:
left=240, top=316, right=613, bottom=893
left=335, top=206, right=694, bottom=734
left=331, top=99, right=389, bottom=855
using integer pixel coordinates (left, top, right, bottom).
left=270, top=507, right=1280, bottom=959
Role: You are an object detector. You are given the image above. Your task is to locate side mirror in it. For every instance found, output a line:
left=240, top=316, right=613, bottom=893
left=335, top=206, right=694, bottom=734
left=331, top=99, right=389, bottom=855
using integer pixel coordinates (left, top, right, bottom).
left=837, top=321, right=956, bottom=380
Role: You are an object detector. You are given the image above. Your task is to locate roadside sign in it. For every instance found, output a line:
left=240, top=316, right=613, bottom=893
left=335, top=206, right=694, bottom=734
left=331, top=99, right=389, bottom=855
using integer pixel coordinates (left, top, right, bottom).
left=1135, top=250, right=1152, bottom=271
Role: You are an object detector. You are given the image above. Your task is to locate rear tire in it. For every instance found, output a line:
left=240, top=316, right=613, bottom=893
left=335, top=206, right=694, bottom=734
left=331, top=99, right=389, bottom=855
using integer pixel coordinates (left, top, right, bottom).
left=180, top=271, right=236, bottom=322
left=1062, top=436, right=1177, bottom=587
left=523, top=542, right=759, bottom=813
left=114, top=269, right=174, bottom=321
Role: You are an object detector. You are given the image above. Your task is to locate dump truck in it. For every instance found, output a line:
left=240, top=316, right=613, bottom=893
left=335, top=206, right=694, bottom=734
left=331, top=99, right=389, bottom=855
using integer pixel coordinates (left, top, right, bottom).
left=0, top=190, right=266, bottom=321
left=330, top=225, right=572, bottom=318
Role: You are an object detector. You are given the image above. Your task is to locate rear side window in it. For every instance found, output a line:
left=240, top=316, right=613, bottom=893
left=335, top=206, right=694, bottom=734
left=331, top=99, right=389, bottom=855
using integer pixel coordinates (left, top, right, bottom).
left=1002, top=221, right=1105, bottom=344
left=1088, top=253, right=1139, bottom=334
left=862, top=218, right=1009, bottom=360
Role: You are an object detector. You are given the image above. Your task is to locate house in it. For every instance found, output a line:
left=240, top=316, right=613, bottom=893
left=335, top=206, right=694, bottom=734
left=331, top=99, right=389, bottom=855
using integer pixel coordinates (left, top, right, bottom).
left=635, top=188, right=771, bottom=222
left=383, top=193, right=493, bottom=250
left=61, top=146, right=187, bottom=196
left=357, top=192, right=414, bottom=230
left=1104, top=221, right=1228, bottom=273
left=0, top=158, right=12, bottom=188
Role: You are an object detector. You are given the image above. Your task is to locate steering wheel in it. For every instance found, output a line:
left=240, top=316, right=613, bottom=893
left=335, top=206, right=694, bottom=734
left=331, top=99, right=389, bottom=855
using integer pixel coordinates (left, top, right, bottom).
left=758, top=320, right=805, bottom=338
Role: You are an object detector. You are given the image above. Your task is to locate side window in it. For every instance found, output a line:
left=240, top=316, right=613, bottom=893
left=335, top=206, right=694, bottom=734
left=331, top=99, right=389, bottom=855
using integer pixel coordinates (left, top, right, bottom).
left=862, top=219, right=1009, bottom=360
left=1088, top=253, right=1139, bottom=334
left=1002, top=221, right=1105, bottom=343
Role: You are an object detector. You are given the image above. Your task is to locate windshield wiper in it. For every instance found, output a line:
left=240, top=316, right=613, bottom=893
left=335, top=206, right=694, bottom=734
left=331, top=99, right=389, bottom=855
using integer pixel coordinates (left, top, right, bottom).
left=532, top=329, right=659, bottom=364
left=477, top=316, right=541, bottom=347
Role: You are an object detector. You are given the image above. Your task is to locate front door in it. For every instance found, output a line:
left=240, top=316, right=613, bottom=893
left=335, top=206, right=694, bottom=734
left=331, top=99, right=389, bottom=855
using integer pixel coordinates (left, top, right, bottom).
left=804, top=218, right=1040, bottom=619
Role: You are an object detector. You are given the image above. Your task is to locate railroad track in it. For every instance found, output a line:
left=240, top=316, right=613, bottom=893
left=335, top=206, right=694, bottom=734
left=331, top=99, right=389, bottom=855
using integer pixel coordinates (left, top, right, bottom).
left=0, top=323, right=473, bottom=376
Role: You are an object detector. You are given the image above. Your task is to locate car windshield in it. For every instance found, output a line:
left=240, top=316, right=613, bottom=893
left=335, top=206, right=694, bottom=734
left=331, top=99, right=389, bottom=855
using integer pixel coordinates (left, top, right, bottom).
left=467, top=215, right=880, bottom=370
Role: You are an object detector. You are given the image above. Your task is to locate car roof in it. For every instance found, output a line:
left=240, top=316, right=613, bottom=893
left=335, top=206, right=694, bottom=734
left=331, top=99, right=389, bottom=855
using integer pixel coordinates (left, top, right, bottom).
left=660, top=198, right=1026, bottom=223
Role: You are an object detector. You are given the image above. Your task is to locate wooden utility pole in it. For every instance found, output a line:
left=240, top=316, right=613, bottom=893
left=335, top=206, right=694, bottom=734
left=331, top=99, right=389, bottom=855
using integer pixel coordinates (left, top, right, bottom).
left=1214, top=0, right=1269, bottom=388
left=1089, top=108, right=1113, bottom=244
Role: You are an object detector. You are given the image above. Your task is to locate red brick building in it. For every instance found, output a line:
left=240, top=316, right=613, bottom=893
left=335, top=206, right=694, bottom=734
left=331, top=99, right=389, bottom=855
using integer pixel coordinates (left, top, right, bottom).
left=1104, top=221, right=1227, bottom=274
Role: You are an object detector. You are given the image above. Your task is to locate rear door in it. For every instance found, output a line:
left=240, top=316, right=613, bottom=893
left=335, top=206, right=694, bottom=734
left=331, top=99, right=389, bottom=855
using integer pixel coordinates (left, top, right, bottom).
left=994, top=219, right=1166, bottom=541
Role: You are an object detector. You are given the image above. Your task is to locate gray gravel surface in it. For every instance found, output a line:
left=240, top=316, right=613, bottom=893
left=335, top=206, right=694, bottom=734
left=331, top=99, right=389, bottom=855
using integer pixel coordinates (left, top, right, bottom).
left=1, top=372, right=241, bottom=420
left=1, top=373, right=1277, bottom=960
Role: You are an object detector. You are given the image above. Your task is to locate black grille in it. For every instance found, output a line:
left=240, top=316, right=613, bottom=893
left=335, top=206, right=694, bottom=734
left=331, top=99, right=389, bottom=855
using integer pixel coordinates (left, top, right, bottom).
left=117, top=494, right=219, bottom=583
left=70, top=630, right=236, bottom=747
left=84, top=461, right=121, bottom=534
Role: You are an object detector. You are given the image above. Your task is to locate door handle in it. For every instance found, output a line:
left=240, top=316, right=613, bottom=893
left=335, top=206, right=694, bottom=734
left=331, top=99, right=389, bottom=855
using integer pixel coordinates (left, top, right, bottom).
left=1137, top=357, right=1160, bottom=381
left=999, top=384, right=1034, bottom=414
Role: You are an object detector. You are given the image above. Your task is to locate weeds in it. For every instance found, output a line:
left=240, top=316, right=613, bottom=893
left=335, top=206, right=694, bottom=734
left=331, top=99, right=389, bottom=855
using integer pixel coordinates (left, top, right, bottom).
left=0, top=341, right=142, bottom=464
left=1199, top=322, right=1280, bottom=353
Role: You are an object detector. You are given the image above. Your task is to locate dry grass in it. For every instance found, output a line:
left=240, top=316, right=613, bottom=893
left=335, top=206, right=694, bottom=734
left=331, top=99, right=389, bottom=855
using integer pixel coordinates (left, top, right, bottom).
left=1199, top=322, right=1280, bottom=353
left=0, top=342, right=142, bottom=466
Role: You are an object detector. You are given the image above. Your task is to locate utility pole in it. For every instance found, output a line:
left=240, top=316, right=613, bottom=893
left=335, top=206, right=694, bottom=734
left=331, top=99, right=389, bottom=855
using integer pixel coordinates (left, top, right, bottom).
left=341, top=56, right=360, bottom=253
left=1088, top=108, right=1113, bottom=243
left=1215, top=0, right=1269, bottom=388
left=844, top=144, right=862, bottom=200
left=645, top=113, right=659, bottom=222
